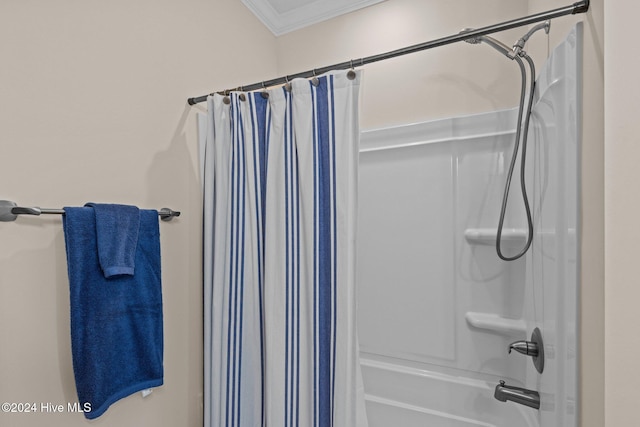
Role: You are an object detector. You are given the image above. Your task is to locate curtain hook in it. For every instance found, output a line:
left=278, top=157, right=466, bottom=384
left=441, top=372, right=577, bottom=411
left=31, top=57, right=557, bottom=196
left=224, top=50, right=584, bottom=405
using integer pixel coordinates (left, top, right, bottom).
left=284, top=75, right=292, bottom=92
left=347, top=59, right=357, bottom=80
left=311, top=69, right=320, bottom=87
left=261, top=81, right=269, bottom=99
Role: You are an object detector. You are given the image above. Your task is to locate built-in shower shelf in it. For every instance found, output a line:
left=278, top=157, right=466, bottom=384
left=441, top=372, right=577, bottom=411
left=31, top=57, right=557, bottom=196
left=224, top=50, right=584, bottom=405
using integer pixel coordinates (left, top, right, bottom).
left=464, top=228, right=528, bottom=246
left=465, top=312, right=527, bottom=336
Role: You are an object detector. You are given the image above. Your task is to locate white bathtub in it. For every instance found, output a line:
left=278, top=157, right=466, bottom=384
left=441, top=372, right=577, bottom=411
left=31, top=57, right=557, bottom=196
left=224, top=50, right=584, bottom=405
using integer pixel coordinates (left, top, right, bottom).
left=361, top=357, right=536, bottom=427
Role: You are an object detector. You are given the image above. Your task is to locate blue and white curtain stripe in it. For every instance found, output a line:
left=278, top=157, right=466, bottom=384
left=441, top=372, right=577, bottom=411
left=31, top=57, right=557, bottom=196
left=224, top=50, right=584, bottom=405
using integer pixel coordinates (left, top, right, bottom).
left=201, top=70, right=368, bottom=427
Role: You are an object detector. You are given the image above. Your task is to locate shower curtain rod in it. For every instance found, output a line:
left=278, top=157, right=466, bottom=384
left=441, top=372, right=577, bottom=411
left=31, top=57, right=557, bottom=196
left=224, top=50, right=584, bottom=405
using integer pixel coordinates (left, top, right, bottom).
left=187, top=0, right=589, bottom=105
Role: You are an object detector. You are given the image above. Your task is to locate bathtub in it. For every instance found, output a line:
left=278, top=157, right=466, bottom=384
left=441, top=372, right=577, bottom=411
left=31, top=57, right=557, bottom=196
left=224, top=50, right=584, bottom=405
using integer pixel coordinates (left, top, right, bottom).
left=361, top=357, right=537, bottom=427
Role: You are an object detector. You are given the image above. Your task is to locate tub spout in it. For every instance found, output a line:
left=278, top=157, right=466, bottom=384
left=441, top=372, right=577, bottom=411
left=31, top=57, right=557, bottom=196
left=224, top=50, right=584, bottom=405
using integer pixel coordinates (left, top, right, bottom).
left=494, top=380, right=540, bottom=410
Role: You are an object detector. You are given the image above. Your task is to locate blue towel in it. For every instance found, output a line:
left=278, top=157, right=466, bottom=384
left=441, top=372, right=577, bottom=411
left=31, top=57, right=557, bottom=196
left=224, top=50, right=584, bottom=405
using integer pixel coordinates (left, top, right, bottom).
left=85, top=203, right=140, bottom=278
left=62, top=206, right=163, bottom=420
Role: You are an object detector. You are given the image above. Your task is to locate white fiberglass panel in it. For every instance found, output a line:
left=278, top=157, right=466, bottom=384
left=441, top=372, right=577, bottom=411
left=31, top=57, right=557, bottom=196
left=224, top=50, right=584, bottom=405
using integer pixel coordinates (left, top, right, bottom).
left=359, top=108, right=526, bottom=381
left=358, top=139, right=456, bottom=361
left=357, top=25, right=581, bottom=427
left=528, top=23, right=581, bottom=427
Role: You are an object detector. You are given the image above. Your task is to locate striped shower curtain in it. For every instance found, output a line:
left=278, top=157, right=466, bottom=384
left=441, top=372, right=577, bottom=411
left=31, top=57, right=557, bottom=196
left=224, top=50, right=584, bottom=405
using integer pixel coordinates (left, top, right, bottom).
left=202, top=70, right=368, bottom=427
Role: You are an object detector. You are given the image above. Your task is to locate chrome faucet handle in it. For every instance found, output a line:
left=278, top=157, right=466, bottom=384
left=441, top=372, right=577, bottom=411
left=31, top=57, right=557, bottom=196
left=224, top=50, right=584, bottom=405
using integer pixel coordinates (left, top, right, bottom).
left=509, top=340, right=539, bottom=357
left=508, top=327, right=545, bottom=373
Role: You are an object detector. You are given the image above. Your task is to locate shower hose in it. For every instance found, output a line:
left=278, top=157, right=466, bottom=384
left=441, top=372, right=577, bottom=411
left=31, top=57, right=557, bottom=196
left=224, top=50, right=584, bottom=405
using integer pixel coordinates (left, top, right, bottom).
left=496, top=53, right=536, bottom=261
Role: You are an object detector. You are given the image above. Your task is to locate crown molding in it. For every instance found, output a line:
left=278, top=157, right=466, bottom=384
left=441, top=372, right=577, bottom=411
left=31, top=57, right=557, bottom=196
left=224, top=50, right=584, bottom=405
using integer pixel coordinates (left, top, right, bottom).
left=241, top=0, right=386, bottom=36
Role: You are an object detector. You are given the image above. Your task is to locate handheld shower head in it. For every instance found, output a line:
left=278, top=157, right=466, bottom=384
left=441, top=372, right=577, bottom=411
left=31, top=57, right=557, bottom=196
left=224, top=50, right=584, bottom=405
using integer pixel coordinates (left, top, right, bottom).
left=460, top=29, right=513, bottom=58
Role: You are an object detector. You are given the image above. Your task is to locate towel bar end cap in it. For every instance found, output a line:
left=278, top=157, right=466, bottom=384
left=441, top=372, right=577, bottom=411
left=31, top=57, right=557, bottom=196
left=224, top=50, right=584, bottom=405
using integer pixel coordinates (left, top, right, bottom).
left=159, top=208, right=181, bottom=221
left=0, top=200, right=18, bottom=222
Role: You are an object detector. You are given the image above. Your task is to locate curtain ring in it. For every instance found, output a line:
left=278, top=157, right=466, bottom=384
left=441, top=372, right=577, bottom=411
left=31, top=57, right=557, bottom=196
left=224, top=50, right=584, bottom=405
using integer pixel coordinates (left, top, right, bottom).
left=347, top=59, right=357, bottom=80
left=221, top=88, right=231, bottom=104
left=261, top=81, right=269, bottom=99
left=311, top=69, right=320, bottom=87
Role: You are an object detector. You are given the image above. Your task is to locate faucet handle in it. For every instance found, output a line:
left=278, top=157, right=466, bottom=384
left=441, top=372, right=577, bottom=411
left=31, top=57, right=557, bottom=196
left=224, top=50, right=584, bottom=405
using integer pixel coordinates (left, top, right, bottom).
left=509, top=340, right=539, bottom=357
left=507, top=327, right=545, bottom=374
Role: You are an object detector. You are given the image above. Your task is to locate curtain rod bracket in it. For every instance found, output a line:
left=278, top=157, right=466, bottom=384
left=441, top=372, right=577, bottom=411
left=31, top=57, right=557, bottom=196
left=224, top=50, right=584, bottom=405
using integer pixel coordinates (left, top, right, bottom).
left=0, top=200, right=18, bottom=222
left=572, top=0, right=589, bottom=14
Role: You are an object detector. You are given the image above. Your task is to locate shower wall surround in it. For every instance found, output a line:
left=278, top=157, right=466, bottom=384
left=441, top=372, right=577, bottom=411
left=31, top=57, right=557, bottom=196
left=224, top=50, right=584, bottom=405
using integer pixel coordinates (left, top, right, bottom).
left=275, top=3, right=602, bottom=422
left=357, top=25, right=580, bottom=427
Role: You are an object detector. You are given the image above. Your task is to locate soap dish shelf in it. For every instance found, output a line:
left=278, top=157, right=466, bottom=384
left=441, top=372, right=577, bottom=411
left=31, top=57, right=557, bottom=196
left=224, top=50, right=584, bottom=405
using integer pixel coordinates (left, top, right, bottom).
left=465, top=312, right=527, bottom=337
left=464, top=228, right=528, bottom=246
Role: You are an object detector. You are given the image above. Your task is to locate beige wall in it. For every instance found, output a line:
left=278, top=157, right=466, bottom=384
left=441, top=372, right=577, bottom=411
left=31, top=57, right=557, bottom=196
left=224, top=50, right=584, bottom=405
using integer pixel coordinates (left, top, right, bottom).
left=0, top=1, right=277, bottom=426
left=604, top=1, right=639, bottom=426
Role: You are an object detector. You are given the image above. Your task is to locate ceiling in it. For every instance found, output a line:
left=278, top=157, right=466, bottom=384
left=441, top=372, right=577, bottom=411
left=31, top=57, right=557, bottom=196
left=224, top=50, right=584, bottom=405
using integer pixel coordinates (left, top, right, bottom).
left=241, top=0, right=387, bottom=36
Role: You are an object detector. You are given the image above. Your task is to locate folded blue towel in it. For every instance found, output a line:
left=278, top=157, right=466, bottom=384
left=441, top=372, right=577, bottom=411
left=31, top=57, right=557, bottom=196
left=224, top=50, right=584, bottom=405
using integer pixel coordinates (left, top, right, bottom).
left=63, top=206, right=163, bottom=419
left=85, top=203, right=140, bottom=278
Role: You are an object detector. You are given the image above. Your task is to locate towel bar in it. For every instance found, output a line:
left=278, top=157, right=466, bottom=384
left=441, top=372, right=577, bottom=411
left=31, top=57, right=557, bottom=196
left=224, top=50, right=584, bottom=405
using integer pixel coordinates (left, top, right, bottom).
left=0, top=200, right=180, bottom=222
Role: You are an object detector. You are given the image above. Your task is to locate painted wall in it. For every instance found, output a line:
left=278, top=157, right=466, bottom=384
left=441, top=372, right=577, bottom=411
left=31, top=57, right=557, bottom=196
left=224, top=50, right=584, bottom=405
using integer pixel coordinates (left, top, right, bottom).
left=0, top=1, right=277, bottom=426
left=604, top=1, right=640, bottom=426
